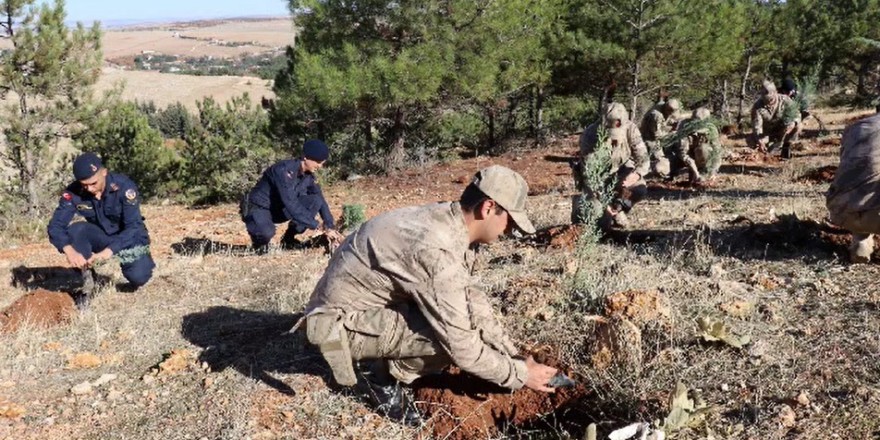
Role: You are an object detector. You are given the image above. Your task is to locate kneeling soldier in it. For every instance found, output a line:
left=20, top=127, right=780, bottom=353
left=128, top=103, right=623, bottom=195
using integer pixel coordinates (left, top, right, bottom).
left=47, top=153, right=155, bottom=307
left=675, top=107, right=724, bottom=184
left=302, top=165, right=558, bottom=425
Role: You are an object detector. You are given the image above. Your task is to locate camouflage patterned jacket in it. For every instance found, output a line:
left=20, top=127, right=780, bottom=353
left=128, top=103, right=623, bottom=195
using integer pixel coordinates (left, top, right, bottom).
left=304, top=202, right=527, bottom=389
left=827, top=114, right=880, bottom=216
left=640, top=106, right=679, bottom=143
left=579, top=120, right=650, bottom=176
left=751, top=94, right=800, bottom=137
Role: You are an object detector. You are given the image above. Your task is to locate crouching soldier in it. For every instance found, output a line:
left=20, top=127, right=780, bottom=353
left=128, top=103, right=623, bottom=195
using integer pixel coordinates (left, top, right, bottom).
left=827, top=114, right=880, bottom=263
left=241, top=139, right=343, bottom=253
left=575, top=102, right=649, bottom=229
left=301, top=165, right=558, bottom=426
left=749, top=80, right=801, bottom=158
left=675, top=107, right=724, bottom=184
left=47, top=153, right=155, bottom=307
left=640, top=98, right=682, bottom=177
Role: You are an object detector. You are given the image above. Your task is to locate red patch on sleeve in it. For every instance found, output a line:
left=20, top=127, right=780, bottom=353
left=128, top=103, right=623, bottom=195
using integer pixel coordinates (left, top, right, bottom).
left=62, top=192, right=72, bottom=201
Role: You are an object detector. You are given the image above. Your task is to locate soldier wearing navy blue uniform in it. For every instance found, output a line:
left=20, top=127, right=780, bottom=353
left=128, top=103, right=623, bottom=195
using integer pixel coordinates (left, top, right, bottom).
left=242, top=139, right=343, bottom=251
left=47, top=153, right=155, bottom=298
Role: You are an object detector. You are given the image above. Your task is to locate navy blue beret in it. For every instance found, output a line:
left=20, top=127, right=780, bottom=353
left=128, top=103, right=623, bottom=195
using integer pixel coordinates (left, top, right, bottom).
left=303, top=139, right=329, bottom=162
left=73, top=152, right=103, bottom=180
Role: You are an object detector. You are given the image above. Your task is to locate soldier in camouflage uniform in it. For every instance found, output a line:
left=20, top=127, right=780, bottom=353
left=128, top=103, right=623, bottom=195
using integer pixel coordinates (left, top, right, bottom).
left=749, top=80, right=801, bottom=158
left=675, top=107, right=724, bottom=184
left=302, top=165, right=558, bottom=425
left=640, top=98, right=682, bottom=177
left=826, top=114, right=880, bottom=263
left=576, top=102, right=650, bottom=229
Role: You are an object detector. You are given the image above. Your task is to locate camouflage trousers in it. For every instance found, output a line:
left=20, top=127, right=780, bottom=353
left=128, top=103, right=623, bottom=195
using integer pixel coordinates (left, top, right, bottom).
left=830, top=207, right=880, bottom=237
left=747, top=121, right=801, bottom=152
left=343, top=304, right=450, bottom=384
left=645, top=141, right=671, bottom=177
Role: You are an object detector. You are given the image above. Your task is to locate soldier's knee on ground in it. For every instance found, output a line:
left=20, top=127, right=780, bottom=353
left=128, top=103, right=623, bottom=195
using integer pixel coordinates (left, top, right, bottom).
left=122, top=255, right=155, bottom=287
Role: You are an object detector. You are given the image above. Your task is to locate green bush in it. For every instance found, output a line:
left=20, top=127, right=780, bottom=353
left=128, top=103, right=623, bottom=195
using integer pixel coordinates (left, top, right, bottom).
left=77, top=102, right=180, bottom=199
left=544, top=96, right=597, bottom=133
left=341, top=204, right=366, bottom=233
left=180, top=94, right=279, bottom=204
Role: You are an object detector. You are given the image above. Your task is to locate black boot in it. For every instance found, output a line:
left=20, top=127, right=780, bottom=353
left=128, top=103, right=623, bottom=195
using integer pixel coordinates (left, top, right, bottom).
left=781, top=142, right=792, bottom=159
left=354, top=360, right=421, bottom=427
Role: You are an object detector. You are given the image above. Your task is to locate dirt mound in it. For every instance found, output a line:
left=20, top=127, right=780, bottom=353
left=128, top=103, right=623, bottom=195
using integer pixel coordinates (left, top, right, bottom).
left=414, top=355, right=590, bottom=440
left=530, top=224, right=583, bottom=249
left=731, top=150, right=782, bottom=165
left=798, top=165, right=837, bottom=184
left=0, top=289, right=76, bottom=333
left=605, top=290, right=672, bottom=329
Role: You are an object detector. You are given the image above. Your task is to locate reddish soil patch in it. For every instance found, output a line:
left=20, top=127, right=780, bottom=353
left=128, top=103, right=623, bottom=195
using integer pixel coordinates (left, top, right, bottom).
left=530, top=224, right=583, bottom=249
left=414, top=354, right=590, bottom=440
left=0, top=289, right=76, bottom=333
left=733, top=150, right=782, bottom=165
left=798, top=165, right=837, bottom=184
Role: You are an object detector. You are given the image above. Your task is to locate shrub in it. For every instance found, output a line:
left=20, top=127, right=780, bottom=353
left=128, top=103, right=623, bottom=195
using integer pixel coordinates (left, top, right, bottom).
left=76, top=102, right=180, bottom=199
left=180, top=94, right=279, bottom=204
left=340, top=204, right=366, bottom=233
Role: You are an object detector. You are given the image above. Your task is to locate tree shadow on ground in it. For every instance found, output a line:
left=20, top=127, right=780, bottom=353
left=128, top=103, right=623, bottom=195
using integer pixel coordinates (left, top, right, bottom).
left=10, top=265, right=112, bottom=294
left=171, top=236, right=333, bottom=257
left=717, top=163, right=781, bottom=176
left=181, top=306, right=332, bottom=396
left=604, top=214, right=853, bottom=263
left=171, top=237, right=255, bottom=256
left=644, top=180, right=820, bottom=202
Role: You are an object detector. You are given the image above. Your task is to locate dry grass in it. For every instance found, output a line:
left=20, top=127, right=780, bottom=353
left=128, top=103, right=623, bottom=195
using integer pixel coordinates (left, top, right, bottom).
left=3, top=108, right=880, bottom=439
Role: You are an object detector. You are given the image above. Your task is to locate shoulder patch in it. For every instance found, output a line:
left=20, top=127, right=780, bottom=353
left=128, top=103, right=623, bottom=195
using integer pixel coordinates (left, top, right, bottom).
left=125, top=189, right=137, bottom=200
left=62, top=192, right=72, bottom=201
left=110, top=183, right=119, bottom=192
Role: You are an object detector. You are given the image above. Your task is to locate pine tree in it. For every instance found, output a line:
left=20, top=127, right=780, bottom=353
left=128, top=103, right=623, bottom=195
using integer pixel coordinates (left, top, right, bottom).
left=0, top=0, right=103, bottom=215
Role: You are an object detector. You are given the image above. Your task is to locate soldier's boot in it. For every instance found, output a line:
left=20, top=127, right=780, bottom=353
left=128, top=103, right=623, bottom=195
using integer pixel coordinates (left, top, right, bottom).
left=251, top=244, right=270, bottom=256
left=780, top=141, right=792, bottom=159
left=354, top=359, right=421, bottom=427
left=280, top=224, right=307, bottom=250
left=849, top=234, right=874, bottom=264
left=74, top=268, right=97, bottom=310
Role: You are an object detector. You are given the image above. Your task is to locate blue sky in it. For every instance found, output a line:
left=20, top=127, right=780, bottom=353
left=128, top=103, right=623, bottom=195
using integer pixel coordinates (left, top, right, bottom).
left=61, top=0, right=290, bottom=24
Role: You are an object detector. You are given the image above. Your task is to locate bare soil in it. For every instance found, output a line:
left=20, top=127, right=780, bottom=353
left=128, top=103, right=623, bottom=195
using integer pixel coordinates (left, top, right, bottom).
left=3, top=107, right=880, bottom=439
left=798, top=165, right=837, bottom=184
left=414, top=353, right=589, bottom=440
left=0, top=289, right=75, bottom=333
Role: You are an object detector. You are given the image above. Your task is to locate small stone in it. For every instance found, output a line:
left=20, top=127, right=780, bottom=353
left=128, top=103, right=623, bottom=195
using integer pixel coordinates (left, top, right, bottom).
left=778, top=404, right=796, bottom=428
left=709, top=263, right=726, bottom=279
left=141, top=374, right=155, bottom=385
left=70, top=381, right=93, bottom=395
left=92, top=374, right=118, bottom=387
left=202, top=377, right=214, bottom=389
left=795, top=391, right=810, bottom=407
left=721, top=383, right=730, bottom=392
left=107, top=390, right=123, bottom=401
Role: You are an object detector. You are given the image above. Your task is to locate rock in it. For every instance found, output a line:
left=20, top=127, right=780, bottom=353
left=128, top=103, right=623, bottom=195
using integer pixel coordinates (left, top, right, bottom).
left=604, top=290, right=673, bottom=329
left=709, top=263, right=726, bottom=279
left=716, top=280, right=750, bottom=296
left=141, top=374, right=155, bottom=385
left=778, top=404, right=796, bottom=428
left=346, top=174, right=365, bottom=182
left=0, top=400, right=26, bottom=419
left=70, top=381, right=93, bottom=395
left=92, top=374, right=118, bottom=387
left=67, top=352, right=102, bottom=370
left=795, top=391, right=810, bottom=407
left=157, top=349, right=193, bottom=375
left=719, top=300, right=754, bottom=318
left=590, top=316, right=642, bottom=373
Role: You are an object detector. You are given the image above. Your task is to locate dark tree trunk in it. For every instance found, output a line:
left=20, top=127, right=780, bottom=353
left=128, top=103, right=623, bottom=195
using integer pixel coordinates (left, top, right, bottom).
left=386, top=106, right=406, bottom=172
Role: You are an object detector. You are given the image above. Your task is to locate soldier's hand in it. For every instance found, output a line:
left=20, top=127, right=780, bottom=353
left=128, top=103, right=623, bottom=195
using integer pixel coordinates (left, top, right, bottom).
left=325, top=228, right=344, bottom=243
left=524, top=356, right=558, bottom=393
left=63, top=246, right=88, bottom=269
left=87, top=248, right=113, bottom=265
left=621, top=172, right=640, bottom=188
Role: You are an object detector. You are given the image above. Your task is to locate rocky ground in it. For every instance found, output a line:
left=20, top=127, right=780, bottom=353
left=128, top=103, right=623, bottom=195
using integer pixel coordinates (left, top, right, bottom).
left=1, top=108, right=879, bottom=440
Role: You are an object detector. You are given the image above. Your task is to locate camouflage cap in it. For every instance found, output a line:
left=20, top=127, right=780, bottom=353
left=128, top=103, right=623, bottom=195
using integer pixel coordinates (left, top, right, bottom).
left=471, top=165, right=536, bottom=234
left=604, top=102, right=629, bottom=126
left=761, top=80, right=777, bottom=96
left=693, top=107, right=711, bottom=121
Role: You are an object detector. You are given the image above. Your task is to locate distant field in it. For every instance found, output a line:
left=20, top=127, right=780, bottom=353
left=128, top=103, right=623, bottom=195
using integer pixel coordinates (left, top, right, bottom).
left=95, top=67, right=274, bottom=111
left=0, top=18, right=288, bottom=112
left=101, top=18, right=295, bottom=61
